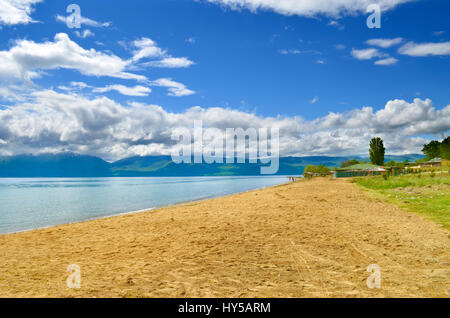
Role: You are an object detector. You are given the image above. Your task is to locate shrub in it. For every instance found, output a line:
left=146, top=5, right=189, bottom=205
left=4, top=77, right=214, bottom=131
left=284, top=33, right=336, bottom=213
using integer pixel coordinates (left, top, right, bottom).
left=341, top=159, right=359, bottom=168
left=304, top=164, right=331, bottom=175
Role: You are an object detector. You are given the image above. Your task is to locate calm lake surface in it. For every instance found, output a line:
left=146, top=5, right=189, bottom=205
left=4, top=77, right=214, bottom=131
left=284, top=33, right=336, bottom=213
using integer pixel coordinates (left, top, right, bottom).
left=0, top=176, right=287, bottom=234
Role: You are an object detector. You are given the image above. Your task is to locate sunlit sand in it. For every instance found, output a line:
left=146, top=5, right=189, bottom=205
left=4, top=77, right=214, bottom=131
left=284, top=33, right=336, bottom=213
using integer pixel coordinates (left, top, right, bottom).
left=0, top=179, right=448, bottom=298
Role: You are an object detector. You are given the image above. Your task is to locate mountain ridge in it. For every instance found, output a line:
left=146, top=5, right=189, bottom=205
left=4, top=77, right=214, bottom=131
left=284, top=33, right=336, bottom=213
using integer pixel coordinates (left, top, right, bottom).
left=0, top=153, right=425, bottom=177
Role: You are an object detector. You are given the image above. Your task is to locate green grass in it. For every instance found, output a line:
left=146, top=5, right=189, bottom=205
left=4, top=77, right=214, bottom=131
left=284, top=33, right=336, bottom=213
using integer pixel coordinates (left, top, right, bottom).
left=354, top=173, right=450, bottom=230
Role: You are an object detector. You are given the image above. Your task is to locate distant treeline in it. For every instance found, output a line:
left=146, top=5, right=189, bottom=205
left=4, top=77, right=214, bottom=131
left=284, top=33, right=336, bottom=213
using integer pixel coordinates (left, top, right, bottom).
left=304, top=135, right=450, bottom=173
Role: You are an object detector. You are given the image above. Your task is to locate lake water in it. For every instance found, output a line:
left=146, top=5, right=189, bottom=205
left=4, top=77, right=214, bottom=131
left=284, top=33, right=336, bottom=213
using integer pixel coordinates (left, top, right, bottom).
left=0, top=176, right=287, bottom=234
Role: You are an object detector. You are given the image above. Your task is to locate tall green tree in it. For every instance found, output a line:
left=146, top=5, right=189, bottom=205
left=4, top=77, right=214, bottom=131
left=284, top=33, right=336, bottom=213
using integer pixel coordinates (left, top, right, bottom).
left=369, top=137, right=385, bottom=165
left=440, top=137, right=450, bottom=160
left=422, top=140, right=441, bottom=159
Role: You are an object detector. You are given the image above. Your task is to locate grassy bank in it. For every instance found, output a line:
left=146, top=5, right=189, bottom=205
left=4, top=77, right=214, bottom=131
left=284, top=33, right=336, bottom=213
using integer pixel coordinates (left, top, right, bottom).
left=354, top=173, right=450, bottom=230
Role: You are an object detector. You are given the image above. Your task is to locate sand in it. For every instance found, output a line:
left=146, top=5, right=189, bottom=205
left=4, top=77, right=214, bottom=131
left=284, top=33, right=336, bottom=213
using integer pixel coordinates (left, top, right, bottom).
left=0, top=178, right=448, bottom=298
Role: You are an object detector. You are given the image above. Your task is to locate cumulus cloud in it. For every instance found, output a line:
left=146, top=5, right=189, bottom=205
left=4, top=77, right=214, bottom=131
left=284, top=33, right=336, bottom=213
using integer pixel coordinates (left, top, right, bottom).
left=56, top=14, right=111, bottom=28
left=0, top=85, right=25, bottom=102
left=316, top=98, right=449, bottom=135
left=205, top=0, right=413, bottom=18
left=93, top=85, right=152, bottom=97
left=0, top=91, right=448, bottom=159
left=0, top=33, right=146, bottom=83
left=150, top=78, right=196, bottom=97
left=57, top=79, right=193, bottom=98
left=0, top=33, right=196, bottom=98
left=351, top=48, right=385, bottom=60
left=185, top=37, right=196, bottom=44
left=328, top=20, right=344, bottom=30
left=142, top=57, right=195, bottom=68
left=0, top=0, right=42, bottom=25
left=131, top=37, right=195, bottom=68
left=398, top=41, right=450, bottom=56
left=279, top=48, right=320, bottom=55
left=58, top=81, right=90, bottom=92
left=366, top=37, right=403, bottom=48
left=375, top=57, right=398, bottom=65
left=279, top=49, right=301, bottom=55
left=132, top=38, right=166, bottom=62
left=74, top=29, right=95, bottom=39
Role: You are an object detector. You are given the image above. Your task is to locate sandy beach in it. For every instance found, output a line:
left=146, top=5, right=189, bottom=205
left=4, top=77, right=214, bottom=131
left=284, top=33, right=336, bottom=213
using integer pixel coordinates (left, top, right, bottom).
left=0, top=178, right=448, bottom=298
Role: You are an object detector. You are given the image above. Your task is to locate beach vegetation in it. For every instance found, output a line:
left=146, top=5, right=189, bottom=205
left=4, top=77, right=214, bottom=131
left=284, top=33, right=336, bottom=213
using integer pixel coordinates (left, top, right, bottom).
left=355, top=174, right=450, bottom=229
left=304, top=164, right=331, bottom=175
left=340, top=159, right=360, bottom=168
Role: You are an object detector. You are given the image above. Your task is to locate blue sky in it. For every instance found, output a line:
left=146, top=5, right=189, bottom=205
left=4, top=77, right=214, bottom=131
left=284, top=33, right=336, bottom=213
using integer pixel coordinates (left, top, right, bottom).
left=0, top=0, right=449, bottom=159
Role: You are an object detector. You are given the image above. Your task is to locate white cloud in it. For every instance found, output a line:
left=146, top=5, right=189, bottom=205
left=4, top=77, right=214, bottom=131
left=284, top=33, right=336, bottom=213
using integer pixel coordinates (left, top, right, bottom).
left=279, top=49, right=301, bottom=55
left=279, top=49, right=320, bottom=55
left=132, top=38, right=166, bottom=62
left=75, top=29, right=95, bottom=39
left=328, top=20, right=344, bottom=30
left=351, top=48, right=384, bottom=60
left=131, top=37, right=195, bottom=69
left=398, top=41, right=450, bottom=56
left=70, top=81, right=90, bottom=89
left=375, top=57, right=398, bottom=65
left=56, top=14, right=111, bottom=28
left=0, top=85, right=25, bottom=101
left=0, top=0, right=42, bottom=25
left=0, top=34, right=196, bottom=101
left=185, top=37, right=196, bottom=44
left=310, top=96, right=319, bottom=104
left=142, top=57, right=195, bottom=68
left=0, top=33, right=146, bottom=83
left=150, top=78, right=195, bottom=97
left=0, top=91, right=448, bottom=159
left=58, top=81, right=91, bottom=92
left=317, top=98, right=449, bottom=135
left=205, top=0, right=413, bottom=18
left=366, top=37, right=403, bottom=48
left=93, top=85, right=151, bottom=97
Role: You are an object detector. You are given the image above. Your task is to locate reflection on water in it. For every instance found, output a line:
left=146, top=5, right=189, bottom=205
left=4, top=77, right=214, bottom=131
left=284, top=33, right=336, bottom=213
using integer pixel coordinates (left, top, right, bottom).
left=0, top=176, right=287, bottom=234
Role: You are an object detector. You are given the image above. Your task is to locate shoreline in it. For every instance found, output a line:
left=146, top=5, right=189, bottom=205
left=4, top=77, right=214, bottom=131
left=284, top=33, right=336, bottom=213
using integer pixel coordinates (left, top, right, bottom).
left=0, top=178, right=448, bottom=298
left=0, top=180, right=290, bottom=236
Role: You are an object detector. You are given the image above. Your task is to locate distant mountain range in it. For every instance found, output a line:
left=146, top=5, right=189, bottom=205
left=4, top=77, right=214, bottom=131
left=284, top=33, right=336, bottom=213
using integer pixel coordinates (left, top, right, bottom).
left=0, top=153, right=425, bottom=177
